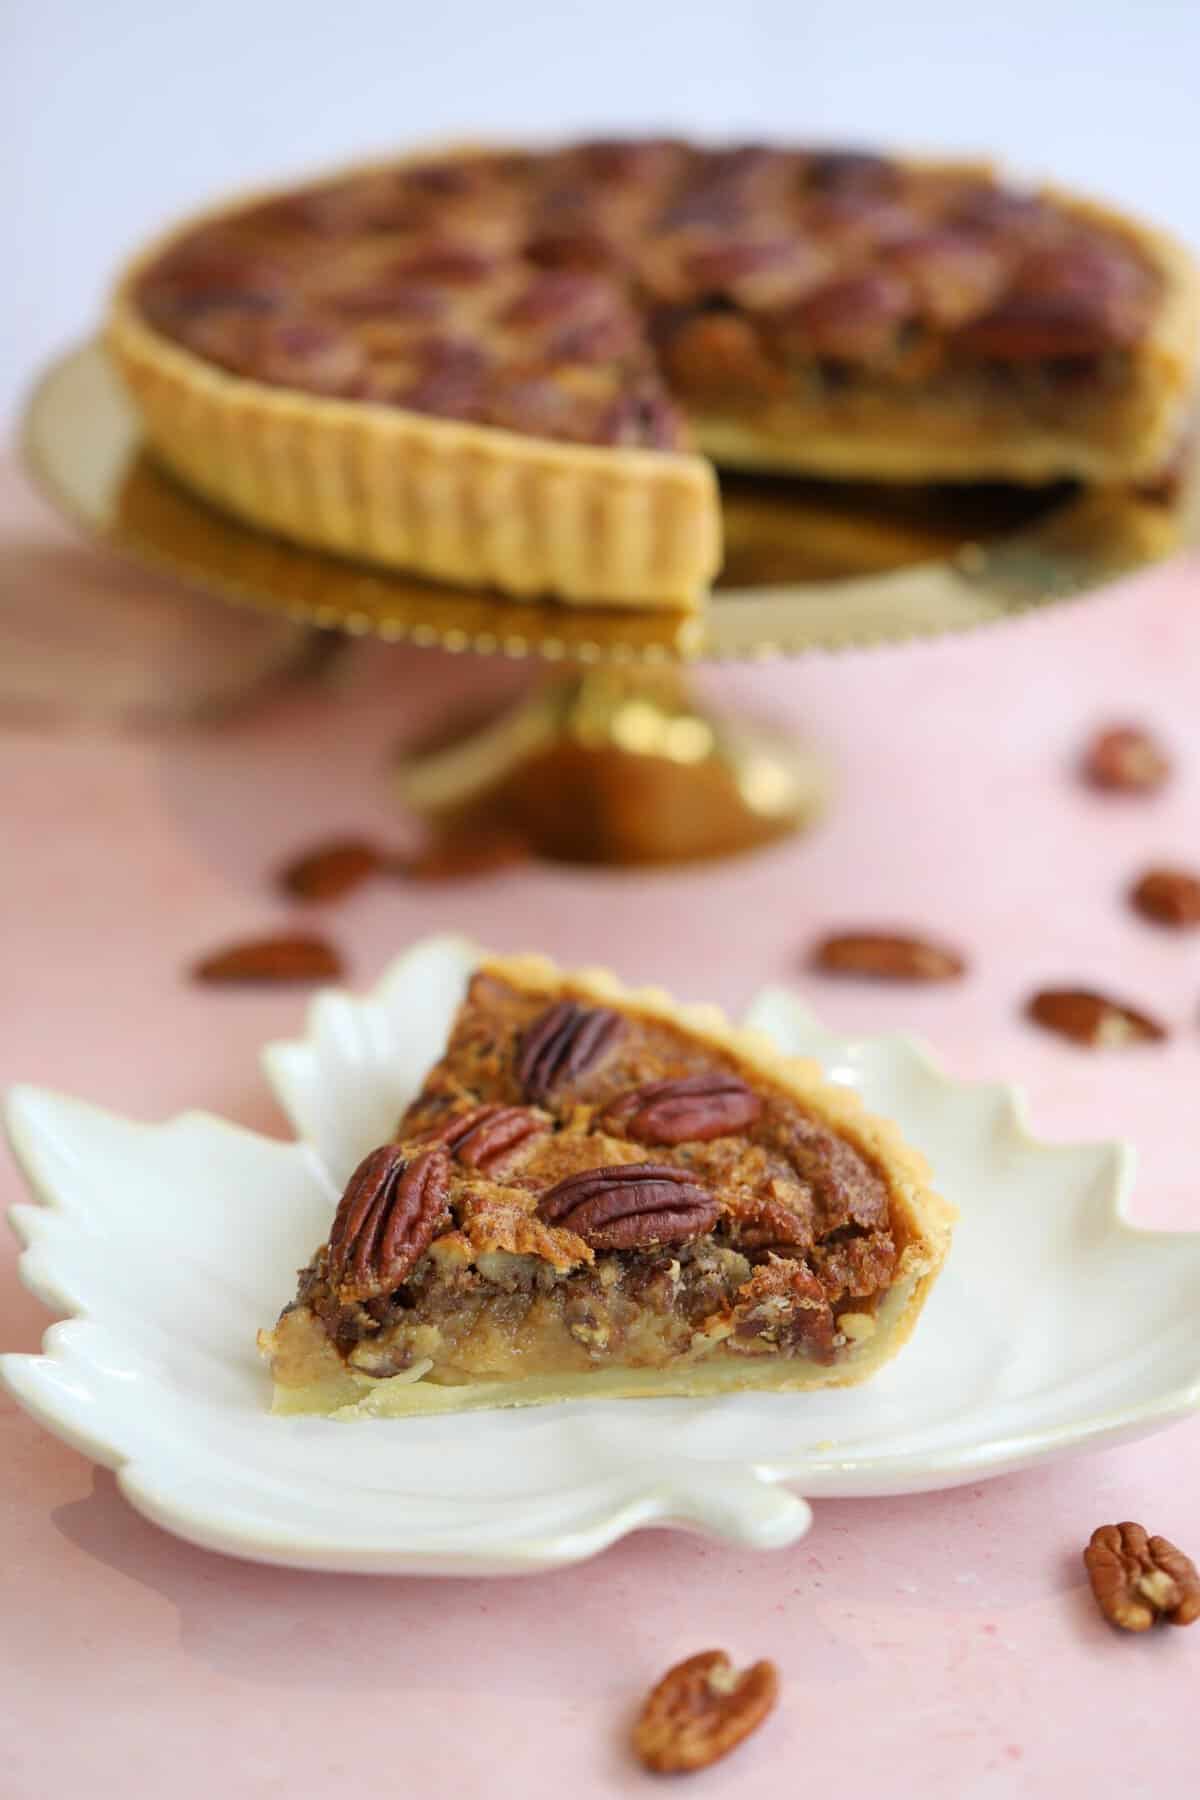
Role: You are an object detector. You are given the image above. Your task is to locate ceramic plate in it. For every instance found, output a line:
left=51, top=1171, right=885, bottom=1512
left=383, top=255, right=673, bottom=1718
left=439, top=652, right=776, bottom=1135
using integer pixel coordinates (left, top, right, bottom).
left=4, top=935, right=1200, bottom=1575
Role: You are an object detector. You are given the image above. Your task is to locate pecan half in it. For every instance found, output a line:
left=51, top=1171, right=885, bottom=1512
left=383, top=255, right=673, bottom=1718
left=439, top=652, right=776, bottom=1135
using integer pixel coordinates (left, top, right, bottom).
left=278, top=837, right=384, bottom=902
left=772, top=272, right=914, bottom=362
left=1026, top=988, right=1166, bottom=1046
left=191, top=932, right=344, bottom=984
left=327, top=1145, right=451, bottom=1302
left=415, top=1102, right=548, bottom=1171
left=517, top=1000, right=622, bottom=1104
left=813, top=931, right=965, bottom=982
left=1130, top=867, right=1200, bottom=929
left=957, top=244, right=1153, bottom=359
left=536, top=1162, right=718, bottom=1250
left=632, top=1650, right=779, bottom=1774
left=1081, top=724, right=1170, bottom=792
left=600, top=1073, right=763, bottom=1145
left=1084, top=1523, right=1200, bottom=1631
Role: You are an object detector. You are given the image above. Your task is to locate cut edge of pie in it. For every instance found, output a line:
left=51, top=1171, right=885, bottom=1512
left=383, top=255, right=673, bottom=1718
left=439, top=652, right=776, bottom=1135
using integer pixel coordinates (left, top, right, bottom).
left=259, top=951, right=956, bottom=1418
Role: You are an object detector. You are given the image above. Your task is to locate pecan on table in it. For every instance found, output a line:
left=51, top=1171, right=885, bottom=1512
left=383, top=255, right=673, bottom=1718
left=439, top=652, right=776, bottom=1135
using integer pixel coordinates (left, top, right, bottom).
left=278, top=837, right=384, bottom=902
left=516, top=1000, right=623, bottom=1103
left=1129, top=866, right=1200, bottom=929
left=1084, top=1522, right=1200, bottom=1631
left=191, top=932, right=344, bottom=984
left=327, top=1145, right=451, bottom=1302
left=536, top=1163, right=719, bottom=1250
left=632, top=1649, right=778, bottom=1773
left=1026, top=987, right=1166, bottom=1047
left=812, top=931, right=966, bottom=982
left=1081, top=724, right=1170, bottom=793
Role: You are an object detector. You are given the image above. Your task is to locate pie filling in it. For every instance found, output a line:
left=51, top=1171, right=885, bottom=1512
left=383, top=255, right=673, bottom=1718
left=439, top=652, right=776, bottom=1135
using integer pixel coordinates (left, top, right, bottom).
left=136, top=139, right=1173, bottom=472
left=262, top=969, right=932, bottom=1402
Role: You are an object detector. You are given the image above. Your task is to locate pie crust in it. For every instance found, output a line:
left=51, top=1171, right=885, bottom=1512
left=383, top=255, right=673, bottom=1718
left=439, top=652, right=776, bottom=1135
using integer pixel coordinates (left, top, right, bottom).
left=259, top=953, right=955, bottom=1417
left=108, top=143, right=1199, bottom=613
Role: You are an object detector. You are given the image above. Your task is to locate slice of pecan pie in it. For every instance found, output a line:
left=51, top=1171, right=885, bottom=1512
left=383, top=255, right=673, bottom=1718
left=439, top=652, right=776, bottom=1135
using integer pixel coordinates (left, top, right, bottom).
left=260, top=955, right=954, bottom=1415
left=108, top=138, right=1199, bottom=612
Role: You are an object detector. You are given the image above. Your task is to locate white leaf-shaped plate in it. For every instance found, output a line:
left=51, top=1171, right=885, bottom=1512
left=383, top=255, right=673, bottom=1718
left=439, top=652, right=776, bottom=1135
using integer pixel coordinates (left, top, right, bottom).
left=4, top=934, right=1200, bottom=1575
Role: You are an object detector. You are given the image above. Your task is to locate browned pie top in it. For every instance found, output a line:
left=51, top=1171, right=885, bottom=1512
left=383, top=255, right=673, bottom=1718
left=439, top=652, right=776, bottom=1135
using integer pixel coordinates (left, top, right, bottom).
left=135, top=139, right=1164, bottom=450
left=299, top=971, right=901, bottom=1363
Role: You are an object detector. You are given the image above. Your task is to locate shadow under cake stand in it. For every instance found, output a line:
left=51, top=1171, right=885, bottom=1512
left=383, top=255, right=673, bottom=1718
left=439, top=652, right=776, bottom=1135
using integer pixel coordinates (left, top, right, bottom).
left=21, top=341, right=1199, bottom=864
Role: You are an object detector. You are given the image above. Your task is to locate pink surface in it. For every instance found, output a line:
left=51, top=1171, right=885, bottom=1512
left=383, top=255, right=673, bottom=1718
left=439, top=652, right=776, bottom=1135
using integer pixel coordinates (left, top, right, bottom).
left=2, top=456, right=1198, bottom=1795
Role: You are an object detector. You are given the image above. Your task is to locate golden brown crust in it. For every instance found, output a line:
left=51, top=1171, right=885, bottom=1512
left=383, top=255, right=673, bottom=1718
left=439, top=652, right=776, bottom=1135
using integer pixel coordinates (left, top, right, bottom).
left=261, top=950, right=955, bottom=1416
left=108, top=144, right=1199, bottom=612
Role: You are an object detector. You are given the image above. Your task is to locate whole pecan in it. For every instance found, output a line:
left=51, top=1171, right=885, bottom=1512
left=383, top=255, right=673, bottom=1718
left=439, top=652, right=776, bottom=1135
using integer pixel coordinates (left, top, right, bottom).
left=812, top=931, right=965, bottom=982
left=278, top=837, right=384, bottom=903
left=600, top=1073, right=763, bottom=1145
left=632, top=1650, right=779, bottom=1773
left=1130, top=867, right=1200, bottom=929
left=516, top=1000, right=623, bottom=1104
left=191, top=932, right=344, bottom=985
left=327, top=1145, right=451, bottom=1301
left=1084, top=1523, right=1200, bottom=1631
left=415, top=1103, right=548, bottom=1171
left=1082, top=724, right=1170, bottom=793
left=536, top=1162, right=718, bottom=1250
left=1026, top=988, right=1166, bottom=1047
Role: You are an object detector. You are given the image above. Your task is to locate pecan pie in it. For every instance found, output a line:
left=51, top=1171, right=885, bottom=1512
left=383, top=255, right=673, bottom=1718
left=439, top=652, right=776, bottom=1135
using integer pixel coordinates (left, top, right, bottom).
left=109, top=139, right=1198, bottom=612
left=259, top=955, right=954, bottom=1415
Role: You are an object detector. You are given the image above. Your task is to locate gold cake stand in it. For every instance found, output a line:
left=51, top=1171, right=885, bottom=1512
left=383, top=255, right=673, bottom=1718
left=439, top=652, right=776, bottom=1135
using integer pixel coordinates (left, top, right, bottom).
left=21, top=342, right=1199, bottom=863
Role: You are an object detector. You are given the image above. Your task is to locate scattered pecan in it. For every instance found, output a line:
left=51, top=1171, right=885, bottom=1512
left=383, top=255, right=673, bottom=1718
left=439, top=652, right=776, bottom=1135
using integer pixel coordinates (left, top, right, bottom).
left=1081, top=724, right=1170, bottom=793
left=600, top=1074, right=763, bottom=1145
left=1026, top=988, right=1166, bottom=1047
left=278, top=837, right=384, bottom=902
left=1129, top=867, right=1200, bottom=929
left=191, top=932, right=344, bottom=985
left=812, top=931, right=965, bottom=982
left=536, top=1162, right=719, bottom=1250
left=1084, top=1523, right=1200, bottom=1631
left=415, top=1102, right=548, bottom=1171
left=398, top=826, right=531, bottom=882
left=327, top=1144, right=451, bottom=1301
left=632, top=1650, right=779, bottom=1774
left=517, top=1000, right=623, bottom=1103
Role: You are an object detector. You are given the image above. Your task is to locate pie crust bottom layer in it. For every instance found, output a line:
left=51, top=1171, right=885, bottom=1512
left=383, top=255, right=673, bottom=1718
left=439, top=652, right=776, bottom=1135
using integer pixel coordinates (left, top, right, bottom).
left=259, top=954, right=954, bottom=1417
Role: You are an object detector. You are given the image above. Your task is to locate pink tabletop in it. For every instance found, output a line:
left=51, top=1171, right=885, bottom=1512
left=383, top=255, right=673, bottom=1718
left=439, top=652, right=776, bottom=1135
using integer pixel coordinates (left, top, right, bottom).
left=2, top=454, right=1197, bottom=1796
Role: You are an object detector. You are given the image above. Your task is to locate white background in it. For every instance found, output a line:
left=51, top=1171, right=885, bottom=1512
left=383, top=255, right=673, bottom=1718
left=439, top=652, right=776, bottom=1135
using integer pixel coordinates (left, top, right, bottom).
left=5, top=0, right=1200, bottom=427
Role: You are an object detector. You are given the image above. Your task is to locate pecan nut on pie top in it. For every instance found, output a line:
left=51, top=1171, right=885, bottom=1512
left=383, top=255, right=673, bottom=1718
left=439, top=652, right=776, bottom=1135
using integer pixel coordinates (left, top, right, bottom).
left=108, top=139, right=1199, bottom=612
left=259, top=954, right=955, bottom=1417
